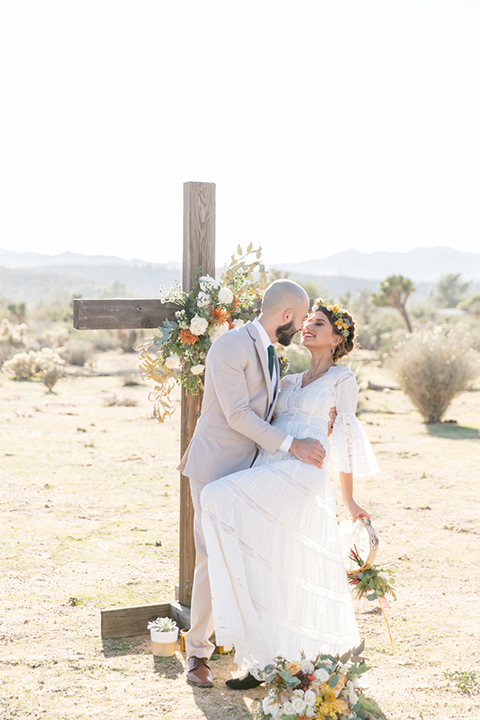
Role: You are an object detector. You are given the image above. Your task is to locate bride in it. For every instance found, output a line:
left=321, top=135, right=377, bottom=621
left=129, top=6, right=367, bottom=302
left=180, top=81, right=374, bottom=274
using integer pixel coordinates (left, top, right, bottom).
left=200, top=299, right=379, bottom=683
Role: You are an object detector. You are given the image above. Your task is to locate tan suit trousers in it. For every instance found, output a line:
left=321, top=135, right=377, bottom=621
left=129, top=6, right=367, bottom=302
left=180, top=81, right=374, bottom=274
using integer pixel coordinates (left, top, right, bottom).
left=184, top=476, right=216, bottom=659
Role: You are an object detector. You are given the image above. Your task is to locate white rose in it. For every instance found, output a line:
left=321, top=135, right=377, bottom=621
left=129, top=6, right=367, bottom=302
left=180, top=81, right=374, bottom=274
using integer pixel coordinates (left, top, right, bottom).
left=293, top=689, right=304, bottom=698
left=283, top=702, right=294, bottom=715
left=189, top=315, right=209, bottom=336
left=218, top=285, right=234, bottom=304
left=314, top=668, right=329, bottom=683
left=262, top=697, right=281, bottom=717
left=291, top=696, right=306, bottom=714
left=301, top=660, right=314, bottom=674
left=165, top=353, right=181, bottom=369
left=190, top=364, right=205, bottom=375
left=197, top=291, right=211, bottom=308
left=304, top=690, right=316, bottom=706
left=209, top=321, right=230, bottom=343
left=306, top=707, right=316, bottom=719
left=232, top=318, right=244, bottom=328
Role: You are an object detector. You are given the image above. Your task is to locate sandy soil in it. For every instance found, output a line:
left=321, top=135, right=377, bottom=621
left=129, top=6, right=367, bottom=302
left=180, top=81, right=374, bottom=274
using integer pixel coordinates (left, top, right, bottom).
left=1, top=350, right=479, bottom=720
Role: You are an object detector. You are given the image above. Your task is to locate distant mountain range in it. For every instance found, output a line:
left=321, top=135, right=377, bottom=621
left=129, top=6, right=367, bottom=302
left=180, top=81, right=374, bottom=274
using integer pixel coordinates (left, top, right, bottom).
left=0, top=246, right=478, bottom=305
left=273, top=246, right=480, bottom=283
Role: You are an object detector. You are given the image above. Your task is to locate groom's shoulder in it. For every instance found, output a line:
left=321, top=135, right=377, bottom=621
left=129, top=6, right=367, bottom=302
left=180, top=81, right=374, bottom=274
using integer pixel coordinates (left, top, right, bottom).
left=207, top=323, right=253, bottom=357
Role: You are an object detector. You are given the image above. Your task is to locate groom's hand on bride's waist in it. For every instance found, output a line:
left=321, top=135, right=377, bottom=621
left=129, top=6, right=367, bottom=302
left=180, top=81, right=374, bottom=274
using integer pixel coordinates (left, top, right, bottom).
left=289, top=438, right=326, bottom=468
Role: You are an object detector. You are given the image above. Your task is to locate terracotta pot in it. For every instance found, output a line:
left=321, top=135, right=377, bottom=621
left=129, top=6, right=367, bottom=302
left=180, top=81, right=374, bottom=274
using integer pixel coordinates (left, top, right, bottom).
left=150, top=628, right=178, bottom=657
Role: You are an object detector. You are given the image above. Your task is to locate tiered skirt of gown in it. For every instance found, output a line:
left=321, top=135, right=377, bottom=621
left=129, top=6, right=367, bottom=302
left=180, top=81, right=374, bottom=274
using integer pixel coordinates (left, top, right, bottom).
left=201, top=365, right=380, bottom=673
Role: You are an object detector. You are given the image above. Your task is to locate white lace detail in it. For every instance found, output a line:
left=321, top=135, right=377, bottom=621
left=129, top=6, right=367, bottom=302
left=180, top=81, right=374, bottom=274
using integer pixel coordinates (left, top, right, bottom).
left=331, top=412, right=380, bottom=477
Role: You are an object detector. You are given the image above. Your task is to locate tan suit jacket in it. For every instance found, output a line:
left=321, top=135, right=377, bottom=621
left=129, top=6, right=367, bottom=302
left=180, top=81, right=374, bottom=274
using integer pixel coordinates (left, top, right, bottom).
left=178, top=321, right=287, bottom=483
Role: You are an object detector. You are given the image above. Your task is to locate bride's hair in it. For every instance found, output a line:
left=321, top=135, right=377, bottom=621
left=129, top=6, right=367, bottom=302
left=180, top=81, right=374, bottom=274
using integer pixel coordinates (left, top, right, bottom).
left=310, top=301, right=356, bottom=361
left=331, top=310, right=355, bottom=361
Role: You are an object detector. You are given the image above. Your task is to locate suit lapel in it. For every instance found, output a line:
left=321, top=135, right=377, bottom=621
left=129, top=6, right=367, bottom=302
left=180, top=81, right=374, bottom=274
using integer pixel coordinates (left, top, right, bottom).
left=245, top=322, right=273, bottom=411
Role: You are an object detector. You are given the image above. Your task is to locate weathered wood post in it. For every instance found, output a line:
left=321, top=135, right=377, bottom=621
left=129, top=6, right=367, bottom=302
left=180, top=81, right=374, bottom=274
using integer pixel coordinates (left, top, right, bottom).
left=179, top=181, right=215, bottom=607
left=73, top=181, right=215, bottom=630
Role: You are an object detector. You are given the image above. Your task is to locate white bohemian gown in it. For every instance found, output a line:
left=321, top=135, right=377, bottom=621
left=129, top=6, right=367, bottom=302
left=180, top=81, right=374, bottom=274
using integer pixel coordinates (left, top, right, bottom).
left=200, top=365, right=380, bottom=673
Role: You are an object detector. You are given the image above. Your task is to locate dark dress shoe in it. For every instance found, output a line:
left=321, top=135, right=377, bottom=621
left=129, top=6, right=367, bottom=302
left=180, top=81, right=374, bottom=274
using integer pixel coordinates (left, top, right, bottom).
left=225, top=672, right=264, bottom=690
left=186, top=656, right=213, bottom=688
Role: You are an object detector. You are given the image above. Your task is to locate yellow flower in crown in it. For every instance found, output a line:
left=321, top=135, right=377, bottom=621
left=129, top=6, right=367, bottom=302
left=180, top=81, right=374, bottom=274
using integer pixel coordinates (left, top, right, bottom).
left=334, top=319, right=344, bottom=327
left=329, top=305, right=340, bottom=313
left=342, top=322, right=349, bottom=330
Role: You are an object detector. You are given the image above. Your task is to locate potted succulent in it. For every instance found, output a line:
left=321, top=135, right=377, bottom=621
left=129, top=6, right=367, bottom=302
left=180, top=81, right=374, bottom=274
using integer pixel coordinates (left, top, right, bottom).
left=147, top=617, right=179, bottom=657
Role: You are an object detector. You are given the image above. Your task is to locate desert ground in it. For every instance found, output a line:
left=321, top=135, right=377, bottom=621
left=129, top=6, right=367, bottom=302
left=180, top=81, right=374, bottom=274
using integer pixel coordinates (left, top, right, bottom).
left=1, top=350, right=479, bottom=720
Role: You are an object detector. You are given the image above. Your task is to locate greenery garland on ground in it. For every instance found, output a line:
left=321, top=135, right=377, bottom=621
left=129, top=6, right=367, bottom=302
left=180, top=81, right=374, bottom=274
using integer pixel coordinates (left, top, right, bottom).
left=136, top=245, right=268, bottom=421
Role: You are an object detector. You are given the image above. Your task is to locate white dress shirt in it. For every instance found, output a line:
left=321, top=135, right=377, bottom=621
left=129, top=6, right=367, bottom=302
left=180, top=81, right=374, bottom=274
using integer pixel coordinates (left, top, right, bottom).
left=252, top=318, right=293, bottom=454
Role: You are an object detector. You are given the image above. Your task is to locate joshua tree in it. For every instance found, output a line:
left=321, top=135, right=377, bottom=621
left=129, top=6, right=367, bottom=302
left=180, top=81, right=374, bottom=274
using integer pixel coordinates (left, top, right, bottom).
left=433, top=273, right=471, bottom=308
left=372, top=275, right=414, bottom=332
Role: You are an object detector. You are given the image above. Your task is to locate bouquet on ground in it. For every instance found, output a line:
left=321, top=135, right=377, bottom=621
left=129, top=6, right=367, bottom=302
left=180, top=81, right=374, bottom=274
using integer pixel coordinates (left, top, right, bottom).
left=259, top=643, right=386, bottom=720
left=136, top=245, right=268, bottom=421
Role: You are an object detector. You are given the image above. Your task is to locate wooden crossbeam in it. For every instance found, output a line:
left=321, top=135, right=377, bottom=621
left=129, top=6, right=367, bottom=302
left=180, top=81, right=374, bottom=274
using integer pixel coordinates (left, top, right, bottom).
left=73, top=298, right=178, bottom=330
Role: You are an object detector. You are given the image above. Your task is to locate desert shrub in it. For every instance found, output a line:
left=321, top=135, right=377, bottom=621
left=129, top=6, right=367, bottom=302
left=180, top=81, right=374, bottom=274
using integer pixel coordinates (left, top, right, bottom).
left=41, top=327, right=69, bottom=348
left=0, top=343, right=15, bottom=367
left=60, top=340, right=95, bottom=367
left=0, top=319, right=30, bottom=347
left=34, top=348, right=65, bottom=391
left=3, top=348, right=64, bottom=390
left=3, top=350, right=39, bottom=380
left=387, top=326, right=479, bottom=423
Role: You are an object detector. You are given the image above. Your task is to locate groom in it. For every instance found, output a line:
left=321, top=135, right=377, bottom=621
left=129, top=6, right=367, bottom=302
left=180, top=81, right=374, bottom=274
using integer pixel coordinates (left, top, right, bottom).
left=178, top=279, right=328, bottom=689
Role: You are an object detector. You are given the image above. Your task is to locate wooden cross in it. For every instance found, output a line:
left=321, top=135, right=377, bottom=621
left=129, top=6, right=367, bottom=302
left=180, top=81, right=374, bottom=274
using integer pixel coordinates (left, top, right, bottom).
left=73, top=182, right=215, bottom=636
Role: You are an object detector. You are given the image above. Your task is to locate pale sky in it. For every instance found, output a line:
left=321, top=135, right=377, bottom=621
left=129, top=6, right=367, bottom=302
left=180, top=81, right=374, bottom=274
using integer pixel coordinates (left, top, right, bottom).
left=1, top=0, right=479, bottom=266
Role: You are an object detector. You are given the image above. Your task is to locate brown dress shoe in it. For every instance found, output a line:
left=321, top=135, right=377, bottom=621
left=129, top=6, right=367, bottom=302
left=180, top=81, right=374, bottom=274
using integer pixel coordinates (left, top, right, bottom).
left=186, top=656, right=213, bottom=688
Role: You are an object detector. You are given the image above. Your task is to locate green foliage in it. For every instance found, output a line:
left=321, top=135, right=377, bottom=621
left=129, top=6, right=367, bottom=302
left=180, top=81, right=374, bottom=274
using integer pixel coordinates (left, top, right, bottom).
left=7, top=303, right=27, bottom=323
left=387, top=325, right=479, bottom=423
left=281, top=342, right=311, bottom=375
left=457, top=293, right=480, bottom=316
left=444, top=669, right=479, bottom=695
left=433, top=273, right=470, bottom=308
left=147, top=616, right=178, bottom=633
left=371, top=275, right=415, bottom=332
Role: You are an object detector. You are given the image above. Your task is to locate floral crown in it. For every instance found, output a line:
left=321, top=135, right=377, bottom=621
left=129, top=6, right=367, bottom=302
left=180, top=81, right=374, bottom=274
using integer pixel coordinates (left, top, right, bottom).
left=311, top=298, right=352, bottom=340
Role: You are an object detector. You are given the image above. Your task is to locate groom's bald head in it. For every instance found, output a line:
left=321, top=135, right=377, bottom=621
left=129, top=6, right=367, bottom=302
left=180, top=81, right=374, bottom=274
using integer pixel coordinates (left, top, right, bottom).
left=261, top=279, right=309, bottom=315
left=259, top=280, right=310, bottom=346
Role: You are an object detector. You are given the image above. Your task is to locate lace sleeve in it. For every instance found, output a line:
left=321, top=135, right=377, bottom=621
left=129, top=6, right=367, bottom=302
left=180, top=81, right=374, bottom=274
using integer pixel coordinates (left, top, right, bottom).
left=330, top=371, right=380, bottom=478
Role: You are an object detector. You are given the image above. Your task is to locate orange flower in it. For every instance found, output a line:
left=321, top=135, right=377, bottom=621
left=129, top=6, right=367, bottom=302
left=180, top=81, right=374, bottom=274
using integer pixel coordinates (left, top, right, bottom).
left=179, top=329, right=199, bottom=345
left=210, top=307, right=229, bottom=325
left=232, top=295, right=239, bottom=309
left=285, top=661, right=302, bottom=675
left=228, top=319, right=235, bottom=330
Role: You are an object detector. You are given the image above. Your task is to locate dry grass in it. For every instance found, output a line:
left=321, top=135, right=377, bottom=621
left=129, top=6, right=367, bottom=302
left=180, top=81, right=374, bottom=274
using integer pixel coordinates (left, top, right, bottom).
left=1, top=350, right=479, bottom=720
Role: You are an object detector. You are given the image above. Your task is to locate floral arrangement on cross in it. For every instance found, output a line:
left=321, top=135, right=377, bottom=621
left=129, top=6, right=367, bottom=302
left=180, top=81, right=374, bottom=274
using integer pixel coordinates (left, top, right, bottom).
left=136, top=245, right=268, bottom=421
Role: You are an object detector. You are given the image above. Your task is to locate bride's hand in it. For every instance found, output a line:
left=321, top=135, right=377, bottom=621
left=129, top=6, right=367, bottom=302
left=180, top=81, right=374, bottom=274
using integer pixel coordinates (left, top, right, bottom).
left=345, top=500, right=371, bottom=522
left=327, top=406, right=337, bottom=437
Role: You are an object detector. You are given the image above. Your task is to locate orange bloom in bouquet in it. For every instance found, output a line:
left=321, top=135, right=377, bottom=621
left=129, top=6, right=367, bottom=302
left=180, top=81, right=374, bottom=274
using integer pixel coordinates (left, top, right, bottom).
left=285, top=661, right=302, bottom=675
left=179, top=329, right=199, bottom=345
left=210, top=307, right=229, bottom=325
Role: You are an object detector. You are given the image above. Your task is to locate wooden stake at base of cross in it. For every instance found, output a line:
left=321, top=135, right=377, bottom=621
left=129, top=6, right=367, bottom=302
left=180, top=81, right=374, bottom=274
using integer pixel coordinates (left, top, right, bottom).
left=74, top=182, right=215, bottom=637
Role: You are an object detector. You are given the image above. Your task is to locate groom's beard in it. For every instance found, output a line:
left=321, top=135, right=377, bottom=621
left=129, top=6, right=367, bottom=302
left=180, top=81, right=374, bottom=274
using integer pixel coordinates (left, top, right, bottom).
left=275, top=319, right=297, bottom=346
